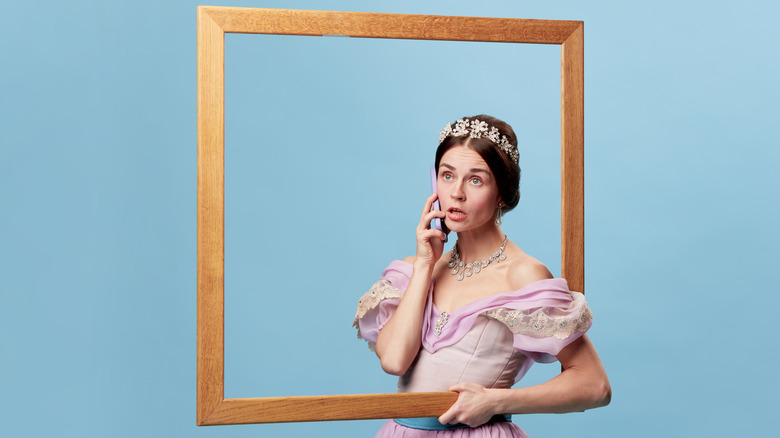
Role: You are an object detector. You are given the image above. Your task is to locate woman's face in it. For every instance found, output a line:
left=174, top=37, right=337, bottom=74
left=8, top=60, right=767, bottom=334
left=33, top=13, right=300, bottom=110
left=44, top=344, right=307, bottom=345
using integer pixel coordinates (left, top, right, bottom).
left=437, top=145, right=501, bottom=234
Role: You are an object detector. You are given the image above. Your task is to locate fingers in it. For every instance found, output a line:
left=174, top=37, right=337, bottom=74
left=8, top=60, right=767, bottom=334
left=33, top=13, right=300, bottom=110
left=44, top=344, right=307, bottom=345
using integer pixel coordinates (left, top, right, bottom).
left=418, top=199, right=445, bottom=230
left=416, top=193, right=447, bottom=262
left=438, top=384, right=490, bottom=427
left=418, top=228, right=447, bottom=245
left=437, top=405, right=457, bottom=426
left=419, top=192, right=439, bottom=222
left=438, top=386, right=466, bottom=425
left=448, top=383, right=468, bottom=392
left=418, top=211, right=446, bottom=234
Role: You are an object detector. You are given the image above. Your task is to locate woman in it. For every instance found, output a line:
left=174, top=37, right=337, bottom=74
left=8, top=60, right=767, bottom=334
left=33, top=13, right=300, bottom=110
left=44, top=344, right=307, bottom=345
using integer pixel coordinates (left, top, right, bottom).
left=354, top=115, right=610, bottom=437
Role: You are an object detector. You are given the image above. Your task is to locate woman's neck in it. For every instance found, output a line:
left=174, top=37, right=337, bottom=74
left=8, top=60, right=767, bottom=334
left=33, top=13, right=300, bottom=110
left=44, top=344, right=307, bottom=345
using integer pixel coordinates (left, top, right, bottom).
left=454, top=225, right=507, bottom=262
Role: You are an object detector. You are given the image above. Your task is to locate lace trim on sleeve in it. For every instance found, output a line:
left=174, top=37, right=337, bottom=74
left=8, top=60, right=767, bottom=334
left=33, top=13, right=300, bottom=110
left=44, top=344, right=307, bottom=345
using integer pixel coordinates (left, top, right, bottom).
left=483, top=302, right=593, bottom=340
left=352, top=280, right=404, bottom=351
left=352, top=279, right=403, bottom=325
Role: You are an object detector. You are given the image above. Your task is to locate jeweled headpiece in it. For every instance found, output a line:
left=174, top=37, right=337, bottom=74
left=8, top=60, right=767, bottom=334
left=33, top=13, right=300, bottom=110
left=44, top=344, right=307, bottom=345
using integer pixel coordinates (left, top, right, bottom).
left=439, top=118, right=519, bottom=162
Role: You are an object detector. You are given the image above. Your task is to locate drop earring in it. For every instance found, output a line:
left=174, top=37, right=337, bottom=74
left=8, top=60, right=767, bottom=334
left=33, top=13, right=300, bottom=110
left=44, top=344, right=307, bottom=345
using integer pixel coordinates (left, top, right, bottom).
left=495, top=203, right=503, bottom=226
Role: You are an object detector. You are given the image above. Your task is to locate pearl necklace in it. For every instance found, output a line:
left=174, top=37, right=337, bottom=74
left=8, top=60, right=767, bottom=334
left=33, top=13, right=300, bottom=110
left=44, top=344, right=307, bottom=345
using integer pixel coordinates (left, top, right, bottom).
left=448, top=235, right=508, bottom=281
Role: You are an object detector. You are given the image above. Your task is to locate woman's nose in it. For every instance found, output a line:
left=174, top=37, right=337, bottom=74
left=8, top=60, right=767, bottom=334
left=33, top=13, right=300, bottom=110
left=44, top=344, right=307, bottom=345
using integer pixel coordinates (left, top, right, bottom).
left=450, top=183, right=465, bottom=200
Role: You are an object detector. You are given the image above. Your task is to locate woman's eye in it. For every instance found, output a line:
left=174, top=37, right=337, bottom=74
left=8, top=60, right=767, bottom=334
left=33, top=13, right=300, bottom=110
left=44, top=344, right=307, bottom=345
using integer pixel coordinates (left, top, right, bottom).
left=470, top=178, right=482, bottom=185
left=443, top=174, right=453, bottom=181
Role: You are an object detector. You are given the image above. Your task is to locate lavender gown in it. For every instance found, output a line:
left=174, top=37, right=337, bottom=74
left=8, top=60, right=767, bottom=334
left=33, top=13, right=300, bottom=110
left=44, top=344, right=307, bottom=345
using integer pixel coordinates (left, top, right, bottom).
left=354, top=261, right=593, bottom=438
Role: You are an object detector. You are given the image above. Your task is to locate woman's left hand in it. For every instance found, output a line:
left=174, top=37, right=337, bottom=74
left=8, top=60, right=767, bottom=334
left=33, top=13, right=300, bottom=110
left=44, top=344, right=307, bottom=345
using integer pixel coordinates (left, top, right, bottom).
left=438, top=383, right=499, bottom=428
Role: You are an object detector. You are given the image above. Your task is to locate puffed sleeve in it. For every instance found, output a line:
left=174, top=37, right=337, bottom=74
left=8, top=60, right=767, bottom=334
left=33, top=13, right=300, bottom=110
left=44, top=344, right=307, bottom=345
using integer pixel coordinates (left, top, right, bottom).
left=483, top=285, right=593, bottom=364
left=352, top=261, right=412, bottom=350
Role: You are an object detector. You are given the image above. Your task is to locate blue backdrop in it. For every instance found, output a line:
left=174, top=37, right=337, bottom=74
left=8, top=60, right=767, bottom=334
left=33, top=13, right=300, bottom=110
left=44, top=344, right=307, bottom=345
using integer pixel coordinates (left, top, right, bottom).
left=2, top=1, right=778, bottom=437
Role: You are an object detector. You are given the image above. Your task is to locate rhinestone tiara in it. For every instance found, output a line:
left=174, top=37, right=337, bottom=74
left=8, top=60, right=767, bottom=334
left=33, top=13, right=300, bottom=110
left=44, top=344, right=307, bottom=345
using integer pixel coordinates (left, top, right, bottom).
left=439, top=118, right=519, bottom=162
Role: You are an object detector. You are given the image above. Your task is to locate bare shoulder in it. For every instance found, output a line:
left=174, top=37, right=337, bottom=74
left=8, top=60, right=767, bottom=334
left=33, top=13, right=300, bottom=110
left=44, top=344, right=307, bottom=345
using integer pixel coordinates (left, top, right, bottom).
left=508, top=253, right=554, bottom=290
left=402, top=255, right=416, bottom=265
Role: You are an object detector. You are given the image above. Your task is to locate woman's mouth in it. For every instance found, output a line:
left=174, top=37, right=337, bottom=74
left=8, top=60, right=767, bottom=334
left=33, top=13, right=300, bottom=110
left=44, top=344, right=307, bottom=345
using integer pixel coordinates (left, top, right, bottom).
left=447, top=207, right=467, bottom=221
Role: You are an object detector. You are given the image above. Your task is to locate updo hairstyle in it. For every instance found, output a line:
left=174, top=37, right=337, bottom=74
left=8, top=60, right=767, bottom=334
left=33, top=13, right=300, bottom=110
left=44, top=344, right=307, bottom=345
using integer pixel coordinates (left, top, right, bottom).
left=434, top=115, right=521, bottom=214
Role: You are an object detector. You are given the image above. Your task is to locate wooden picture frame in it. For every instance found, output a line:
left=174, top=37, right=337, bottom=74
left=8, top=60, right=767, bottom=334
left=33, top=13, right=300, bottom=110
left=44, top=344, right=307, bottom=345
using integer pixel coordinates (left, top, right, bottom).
left=197, top=5, right=584, bottom=426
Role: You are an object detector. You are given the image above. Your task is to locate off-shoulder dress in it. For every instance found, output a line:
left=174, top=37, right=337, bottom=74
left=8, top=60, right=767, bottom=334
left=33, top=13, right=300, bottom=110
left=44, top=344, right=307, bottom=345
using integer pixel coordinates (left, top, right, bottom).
left=354, top=260, right=593, bottom=438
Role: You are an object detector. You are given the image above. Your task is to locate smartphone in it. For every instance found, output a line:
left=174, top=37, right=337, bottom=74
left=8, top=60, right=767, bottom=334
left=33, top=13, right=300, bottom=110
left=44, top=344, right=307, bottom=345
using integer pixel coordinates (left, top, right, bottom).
left=430, top=166, right=449, bottom=243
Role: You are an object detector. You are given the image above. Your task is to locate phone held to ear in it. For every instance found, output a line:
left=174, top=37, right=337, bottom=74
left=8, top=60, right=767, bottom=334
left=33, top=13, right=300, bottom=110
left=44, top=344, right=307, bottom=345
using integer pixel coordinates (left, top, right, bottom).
left=430, top=166, right=449, bottom=243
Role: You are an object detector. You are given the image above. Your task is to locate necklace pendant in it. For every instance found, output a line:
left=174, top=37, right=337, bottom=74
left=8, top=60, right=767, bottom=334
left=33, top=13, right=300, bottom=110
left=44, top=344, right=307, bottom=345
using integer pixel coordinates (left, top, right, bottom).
left=448, top=235, right=509, bottom=281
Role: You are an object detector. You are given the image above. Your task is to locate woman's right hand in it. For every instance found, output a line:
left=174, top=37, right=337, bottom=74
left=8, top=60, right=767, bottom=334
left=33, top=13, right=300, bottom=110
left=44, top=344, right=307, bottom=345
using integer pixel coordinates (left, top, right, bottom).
left=375, top=193, right=446, bottom=375
left=415, top=193, right=447, bottom=268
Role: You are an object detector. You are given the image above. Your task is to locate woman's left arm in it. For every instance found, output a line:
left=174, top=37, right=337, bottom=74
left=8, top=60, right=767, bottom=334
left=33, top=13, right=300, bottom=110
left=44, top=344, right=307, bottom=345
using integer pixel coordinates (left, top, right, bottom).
left=438, top=334, right=610, bottom=427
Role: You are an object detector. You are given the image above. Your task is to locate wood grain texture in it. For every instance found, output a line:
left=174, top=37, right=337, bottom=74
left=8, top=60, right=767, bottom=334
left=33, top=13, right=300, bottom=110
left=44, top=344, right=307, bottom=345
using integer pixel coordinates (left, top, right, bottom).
left=197, top=7, right=225, bottom=426
left=196, top=5, right=585, bottom=426
left=560, top=24, right=585, bottom=294
left=200, top=393, right=459, bottom=425
left=201, top=6, right=581, bottom=44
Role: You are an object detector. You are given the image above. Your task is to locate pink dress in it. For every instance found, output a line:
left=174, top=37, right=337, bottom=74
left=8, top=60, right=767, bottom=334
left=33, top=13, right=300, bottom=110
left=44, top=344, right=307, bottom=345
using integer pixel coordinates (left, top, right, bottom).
left=354, top=261, right=593, bottom=438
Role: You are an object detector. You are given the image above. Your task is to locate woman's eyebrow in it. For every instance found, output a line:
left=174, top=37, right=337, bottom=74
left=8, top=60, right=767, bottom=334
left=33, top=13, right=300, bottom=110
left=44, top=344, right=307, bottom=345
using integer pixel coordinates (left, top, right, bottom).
left=439, top=163, right=490, bottom=175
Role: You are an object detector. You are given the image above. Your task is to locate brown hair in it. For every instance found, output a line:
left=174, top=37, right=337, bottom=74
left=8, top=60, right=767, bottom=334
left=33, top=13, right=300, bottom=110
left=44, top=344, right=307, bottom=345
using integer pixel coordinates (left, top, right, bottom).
left=434, top=115, right=521, bottom=213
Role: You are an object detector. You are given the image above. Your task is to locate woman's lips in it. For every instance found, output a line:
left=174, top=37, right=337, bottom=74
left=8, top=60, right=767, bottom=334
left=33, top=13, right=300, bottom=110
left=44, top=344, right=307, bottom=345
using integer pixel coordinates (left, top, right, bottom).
left=447, top=208, right=467, bottom=221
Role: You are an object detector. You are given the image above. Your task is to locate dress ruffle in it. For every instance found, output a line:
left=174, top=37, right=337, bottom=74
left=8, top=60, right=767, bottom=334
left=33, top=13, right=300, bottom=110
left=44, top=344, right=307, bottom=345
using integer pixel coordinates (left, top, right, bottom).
left=354, top=260, right=592, bottom=363
left=375, top=419, right=529, bottom=438
left=353, top=261, right=416, bottom=350
left=482, top=292, right=592, bottom=363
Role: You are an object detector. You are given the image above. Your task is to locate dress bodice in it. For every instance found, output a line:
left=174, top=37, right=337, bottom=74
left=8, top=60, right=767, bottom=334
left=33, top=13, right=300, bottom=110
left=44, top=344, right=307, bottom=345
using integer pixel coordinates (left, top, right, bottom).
left=399, top=315, right=531, bottom=392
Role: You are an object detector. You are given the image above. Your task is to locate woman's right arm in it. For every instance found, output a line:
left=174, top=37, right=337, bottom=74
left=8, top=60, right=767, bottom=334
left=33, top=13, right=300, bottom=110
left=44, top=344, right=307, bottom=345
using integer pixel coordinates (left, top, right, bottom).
left=374, top=193, right=446, bottom=376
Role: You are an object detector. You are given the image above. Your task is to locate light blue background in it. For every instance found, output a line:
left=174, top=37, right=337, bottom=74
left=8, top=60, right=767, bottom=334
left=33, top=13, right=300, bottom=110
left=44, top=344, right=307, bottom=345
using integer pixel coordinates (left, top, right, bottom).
left=2, top=1, right=778, bottom=437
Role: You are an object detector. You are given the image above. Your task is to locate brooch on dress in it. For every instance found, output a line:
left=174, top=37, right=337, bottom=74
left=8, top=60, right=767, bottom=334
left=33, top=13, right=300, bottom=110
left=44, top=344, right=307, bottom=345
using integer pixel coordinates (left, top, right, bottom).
left=434, top=311, right=449, bottom=338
